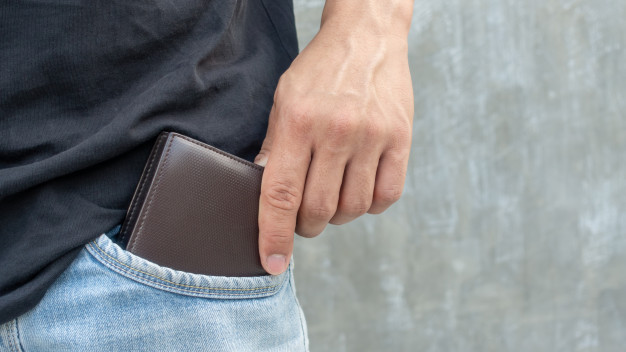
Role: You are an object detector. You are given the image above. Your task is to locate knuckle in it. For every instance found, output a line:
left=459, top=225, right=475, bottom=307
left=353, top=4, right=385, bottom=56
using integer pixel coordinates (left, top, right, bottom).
left=263, top=181, right=302, bottom=212
left=302, top=202, right=336, bottom=221
left=284, top=103, right=305, bottom=119
left=374, top=185, right=403, bottom=205
left=366, top=206, right=384, bottom=215
left=283, top=105, right=310, bottom=127
left=388, top=123, right=412, bottom=150
left=297, top=228, right=323, bottom=239
left=264, top=230, right=293, bottom=247
left=338, top=198, right=372, bottom=217
left=364, top=120, right=384, bottom=140
left=327, top=114, right=359, bottom=140
left=387, top=149, right=411, bottom=168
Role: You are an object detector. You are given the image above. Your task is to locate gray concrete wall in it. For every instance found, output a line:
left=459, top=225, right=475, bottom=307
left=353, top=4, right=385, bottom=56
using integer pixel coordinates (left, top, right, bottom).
left=291, top=1, right=626, bottom=351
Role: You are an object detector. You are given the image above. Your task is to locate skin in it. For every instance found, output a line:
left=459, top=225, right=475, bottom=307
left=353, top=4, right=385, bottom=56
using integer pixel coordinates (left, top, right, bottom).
left=254, top=0, right=415, bottom=275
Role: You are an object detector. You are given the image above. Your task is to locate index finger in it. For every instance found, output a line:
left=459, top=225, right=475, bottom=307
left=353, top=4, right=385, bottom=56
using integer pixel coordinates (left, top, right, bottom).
left=258, top=131, right=311, bottom=275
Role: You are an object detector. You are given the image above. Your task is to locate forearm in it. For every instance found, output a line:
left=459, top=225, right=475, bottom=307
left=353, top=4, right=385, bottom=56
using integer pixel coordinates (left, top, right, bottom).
left=321, top=0, right=414, bottom=38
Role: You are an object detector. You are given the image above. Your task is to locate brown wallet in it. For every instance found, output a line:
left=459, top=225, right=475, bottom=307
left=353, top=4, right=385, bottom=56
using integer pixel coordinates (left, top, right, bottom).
left=117, top=131, right=268, bottom=276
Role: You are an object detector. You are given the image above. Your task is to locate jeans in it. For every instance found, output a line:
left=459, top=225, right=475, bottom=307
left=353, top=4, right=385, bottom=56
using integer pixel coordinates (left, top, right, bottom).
left=0, top=225, right=309, bottom=351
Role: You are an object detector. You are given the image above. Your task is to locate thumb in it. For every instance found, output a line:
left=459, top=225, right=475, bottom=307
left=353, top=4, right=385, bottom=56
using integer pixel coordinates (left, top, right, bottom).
left=254, top=147, right=270, bottom=167
left=254, top=104, right=278, bottom=167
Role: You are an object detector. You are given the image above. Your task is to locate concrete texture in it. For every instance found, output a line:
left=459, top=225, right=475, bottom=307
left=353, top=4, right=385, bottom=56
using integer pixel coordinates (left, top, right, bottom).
left=291, top=1, right=626, bottom=351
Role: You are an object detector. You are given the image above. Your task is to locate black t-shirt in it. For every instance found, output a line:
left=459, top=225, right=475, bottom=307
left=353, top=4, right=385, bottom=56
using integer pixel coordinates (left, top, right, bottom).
left=0, top=0, right=298, bottom=324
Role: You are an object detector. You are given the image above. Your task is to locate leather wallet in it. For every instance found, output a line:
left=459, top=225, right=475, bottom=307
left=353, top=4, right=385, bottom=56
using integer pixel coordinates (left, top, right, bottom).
left=117, top=131, right=268, bottom=276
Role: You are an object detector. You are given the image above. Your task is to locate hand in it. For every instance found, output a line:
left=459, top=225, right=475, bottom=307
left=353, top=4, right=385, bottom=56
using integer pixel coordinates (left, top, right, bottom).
left=254, top=21, right=414, bottom=275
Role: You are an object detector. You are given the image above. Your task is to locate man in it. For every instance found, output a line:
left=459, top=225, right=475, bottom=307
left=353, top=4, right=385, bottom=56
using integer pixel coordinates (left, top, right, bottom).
left=0, top=0, right=414, bottom=349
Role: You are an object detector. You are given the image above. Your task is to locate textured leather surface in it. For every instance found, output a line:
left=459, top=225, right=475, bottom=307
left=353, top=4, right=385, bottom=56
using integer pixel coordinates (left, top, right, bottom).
left=118, top=132, right=268, bottom=276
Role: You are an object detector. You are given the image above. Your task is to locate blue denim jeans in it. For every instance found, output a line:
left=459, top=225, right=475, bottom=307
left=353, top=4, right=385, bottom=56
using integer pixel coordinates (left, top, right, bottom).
left=0, top=225, right=309, bottom=351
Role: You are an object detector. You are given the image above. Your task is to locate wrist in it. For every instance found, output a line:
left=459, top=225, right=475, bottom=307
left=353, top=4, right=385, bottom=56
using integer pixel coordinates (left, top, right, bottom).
left=320, top=0, right=413, bottom=39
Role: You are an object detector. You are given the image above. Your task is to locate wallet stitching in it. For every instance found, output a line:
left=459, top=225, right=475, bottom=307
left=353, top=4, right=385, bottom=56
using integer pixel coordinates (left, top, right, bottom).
left=173, top=133, right=264, bottom=171
left=88, top=240, right=284, bottom=293
left=129, top=135, right=176, bottom=253
left=120, top=134, right=166, bottom=245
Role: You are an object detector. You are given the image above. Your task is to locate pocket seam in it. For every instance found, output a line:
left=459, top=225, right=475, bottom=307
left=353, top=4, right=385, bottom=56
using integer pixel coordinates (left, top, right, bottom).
left=86, top=239, right=287, bottom=297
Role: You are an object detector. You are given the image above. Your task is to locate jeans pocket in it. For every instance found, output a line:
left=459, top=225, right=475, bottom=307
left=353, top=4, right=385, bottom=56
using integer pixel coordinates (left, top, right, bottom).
left=13, top=224, right=308, bottom=351
left=85, top=224, right=289, bottom=300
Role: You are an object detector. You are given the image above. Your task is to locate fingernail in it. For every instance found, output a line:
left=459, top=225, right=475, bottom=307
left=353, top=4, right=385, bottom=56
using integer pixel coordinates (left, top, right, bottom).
left=266, top=254, right=286, bottom=275
left=254, top=154, right=267, bottom=167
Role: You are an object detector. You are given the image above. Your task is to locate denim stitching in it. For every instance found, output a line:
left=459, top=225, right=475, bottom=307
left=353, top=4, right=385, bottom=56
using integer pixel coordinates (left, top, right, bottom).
left=289, top=265, right=309, bottom=351
left=88, top=241, right=281, bottom=293
left=8, top=320, right=17, bottom=352
left=3, top=319, right=21, bottom=352
left=13, top=319, right=24, bottom=352
left=102, top=257, right=271, bottom=296
left=1, top=322, right=13, bottom=352
left=87, top=240, right=284, bottom=293
left=89, top=245, right=279, bottom=297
